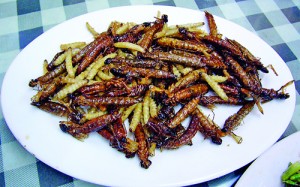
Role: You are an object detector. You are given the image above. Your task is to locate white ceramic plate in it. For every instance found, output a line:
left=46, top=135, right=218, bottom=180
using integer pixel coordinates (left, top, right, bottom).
left=1, top=5, right=296, bottom=187
left=236, top=131, right=300, bottom=187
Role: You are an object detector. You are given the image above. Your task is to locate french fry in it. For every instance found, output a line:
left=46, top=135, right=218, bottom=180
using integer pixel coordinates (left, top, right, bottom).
left=201, top=72, right=228, bottom=101
left=43, top=60, right=48, bottom=75
left=87, top=53, right=117, bottom=80
left=114, top=42, right=145, bottom=53
left=149, top=142, right=156, bottom=156
left=122, top=104, right=137, bottom=122
left=172, top=65, right=181, bottom=79
left=168, top=22, right=204, bottom=29
left=97, top=70, right=114, bottom=80
left=55, top=79, right=88, bottom=100
left=116, top=23, right=130, bottom=35
left=149, top=97, right=158, bottom=118
left=129, top=103, right=142, bottom=132
left=86, top=22, right=99, bottom=38
left=143, top=91, right=150, bottom=124
left=65, top=48, right=75, bottom=78
left=60, top=42, right=86, bottom=50
left=53, top=51, right=67, bottom=66
left=209, top=75, right=228, bottom=83
left=84, top=110, right=106, bottom=120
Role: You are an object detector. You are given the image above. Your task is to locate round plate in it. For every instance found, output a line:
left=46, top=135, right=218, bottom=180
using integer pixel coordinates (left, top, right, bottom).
left=236, top=131, right=300, bottom=187
left=1, top=5, right=296, bottom=187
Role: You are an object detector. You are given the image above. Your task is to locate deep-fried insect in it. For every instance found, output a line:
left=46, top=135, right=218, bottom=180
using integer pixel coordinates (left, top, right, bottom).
left=199, top=96, right=245, bottom=107
left=31, top=100, right=71, bottom=117
left=224, top=54, right=261, bottom=94
left=168, top=96, right=201, bottom=128
left=114, top=24, right=145, bottom=43
left=76, top=34, right=113, bottom=74
left=139, top=15, right=167, bottom=51
left=105, top=84, right=148, bottom=97
left=134, top=123, right=152, bottom=169
left=162, top=113, right=199, bottom=149
left=194, top=108, right=224, bottom=144
left=47, top=51, right=65, bottom=71
left=78, top=78, right=129, bottom=95
left=72, top=32, right=107, bottom=64
left=205, top=11, right=218, bottom=37
left=260, top=80, right=293, bottom=103
left=157, top=37, right=210, bottom=55
left=142, top=50, right=226, bottom=69
left=203, top=36, right=244, bottom=59
left=168, top=69, right=205, bottom=93
left=60, top=112, right=120, bottom=139
left=29, top=63, right=66, bottom=88
left=73, top=95, right=142, bottom=107
left=226, top=38, right=268, bottom=73
left=110, top=65, right=176, bottom=79
left=164, top=84, right=209, bottom=106
left=111, top=116, right=127, bottom=142
left=222, top=101, right=255, bottom=134
left=106, top=57, right=160, bottom=68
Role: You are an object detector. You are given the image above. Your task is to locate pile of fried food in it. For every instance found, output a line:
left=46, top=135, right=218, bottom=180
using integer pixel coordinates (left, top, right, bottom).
left=29, top=11, right=292, bottom=169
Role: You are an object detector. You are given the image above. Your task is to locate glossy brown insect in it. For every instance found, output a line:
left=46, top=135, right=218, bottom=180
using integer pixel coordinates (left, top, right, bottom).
left=134, top=123, right=152, bottom=169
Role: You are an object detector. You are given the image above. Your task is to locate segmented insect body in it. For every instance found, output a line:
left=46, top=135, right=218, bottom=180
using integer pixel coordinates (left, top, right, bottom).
left=110, top=65, right=176, bottom=79
left=224, top=55, right=261, bottom=94
left=73, top=95, right=142, bottom=107
left=47, top=51, right=65, bottom=71
left=111, top=117, right=127, bottom=142
left=60, top=112, right=120, bottom=139
left=226, top=38, right=268, bottom=73
left=219, top=84, right=241, bottom=97
left=29, top=63, right=66, bottom=87
left=98, top=128, right=137, bottom=158
left=134, top=123, right=152, bottom=169
left=194, top=108, right=224, bottom=144
left=98, top=127, right=115, bottom=143
left=139, top=15, right=167, bottom=51
left=72, top=32, right=107, bottom=64
left=79, top=82, right=106, bottom=95
left=157, top=37, right=210, bottom=55
left=107, top=58, right=160, bottom=68
left=31, top=77, right=63, bottom=102
left=31, top=100, right=70, bottom=117
left=260, top=81, right=293, bottom=102
left=77, top=35, right=114, bottom=74
left=114, top=24, right=145, bottom=43
left=79, top=78, right=128, bottom=95
left=142, top=50, right=226, bottom=69
left=205, top=11, right=218, bottom=37
left=165, top=84, right=209, bottom=105
left=168, top=69, right=204, bottom=93
left=168, top=96, right=201, bottom=128
left=146, top=117, right=174, bottom=138
left=105, top=84, right=148, bottom=97
left=199, top=96, right=245, bottom=107
left=222, top=101, right=255, bottom=133
left=162, top=113, right=199, bottom=149
left=203, top=36, right=244, bottom=59
left=178, top=27, right=205, bottom=43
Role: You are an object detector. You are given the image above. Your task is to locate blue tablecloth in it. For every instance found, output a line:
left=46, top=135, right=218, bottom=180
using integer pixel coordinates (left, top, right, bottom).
left=0, top=0, right=299, bottom=186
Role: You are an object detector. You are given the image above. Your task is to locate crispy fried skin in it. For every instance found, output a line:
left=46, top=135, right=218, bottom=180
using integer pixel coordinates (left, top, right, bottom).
left=134, top=123, right=152, bottom=169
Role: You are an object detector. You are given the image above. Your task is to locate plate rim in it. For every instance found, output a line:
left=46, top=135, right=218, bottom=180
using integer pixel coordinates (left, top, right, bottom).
left=1, top=5, right=296, bottom=187
left=236, top=131, right=300, bottom=187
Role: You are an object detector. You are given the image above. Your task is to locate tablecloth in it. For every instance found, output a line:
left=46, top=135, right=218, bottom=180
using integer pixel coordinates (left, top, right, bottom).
left=0, top=0, right=299, bottom=186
